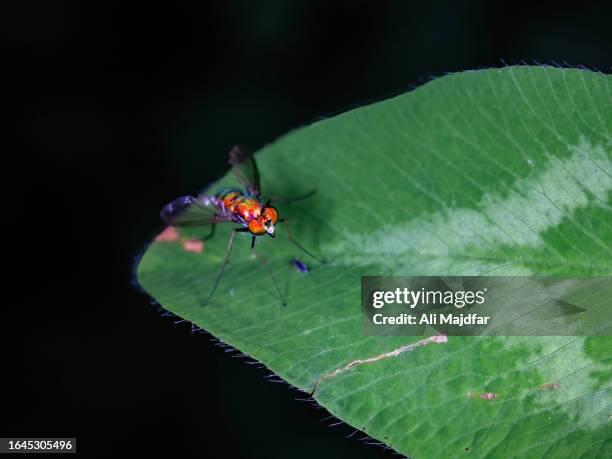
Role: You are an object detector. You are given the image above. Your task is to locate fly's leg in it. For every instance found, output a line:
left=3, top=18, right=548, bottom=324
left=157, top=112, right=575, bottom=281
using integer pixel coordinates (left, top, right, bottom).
left=200, top=223, right=216, bottom=241
left=250, top=237, right=286, bottom=306
left=265, top=190, right=316, bottom=207
left=279, top=219, right=326, bottom=263
left=203, top=227, right=248, bottom=305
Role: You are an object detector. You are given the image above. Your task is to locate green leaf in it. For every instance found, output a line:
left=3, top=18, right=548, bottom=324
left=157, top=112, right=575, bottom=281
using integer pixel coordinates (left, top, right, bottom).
left=137, top=66, right=612, bottom=458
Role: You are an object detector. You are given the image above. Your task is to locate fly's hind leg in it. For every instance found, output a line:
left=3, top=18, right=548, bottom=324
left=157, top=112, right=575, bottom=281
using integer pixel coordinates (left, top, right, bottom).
left=200, top=223, right=216, bottom=241
left=251, top=240, right=286, bottom=306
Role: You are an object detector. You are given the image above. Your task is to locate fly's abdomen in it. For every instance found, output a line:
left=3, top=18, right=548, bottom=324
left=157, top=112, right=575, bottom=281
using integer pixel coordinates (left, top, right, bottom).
left=216, top=188, right=242, bottom=212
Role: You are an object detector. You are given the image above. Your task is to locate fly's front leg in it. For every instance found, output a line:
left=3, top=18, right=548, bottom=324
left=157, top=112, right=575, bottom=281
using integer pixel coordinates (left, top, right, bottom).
left=251, top=244, right=286, bottom=306
left=203, top=227, right=248, bottom=305
left=279, top=219, right=325, bottom=263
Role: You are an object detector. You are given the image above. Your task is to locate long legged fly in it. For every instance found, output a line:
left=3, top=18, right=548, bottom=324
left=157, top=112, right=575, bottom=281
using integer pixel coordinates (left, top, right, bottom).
left=160, top=146, right=322, bottom=305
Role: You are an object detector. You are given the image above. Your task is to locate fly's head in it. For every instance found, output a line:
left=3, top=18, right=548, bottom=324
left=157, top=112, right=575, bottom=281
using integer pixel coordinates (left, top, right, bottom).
left=248, top=206, right=278, bottom=237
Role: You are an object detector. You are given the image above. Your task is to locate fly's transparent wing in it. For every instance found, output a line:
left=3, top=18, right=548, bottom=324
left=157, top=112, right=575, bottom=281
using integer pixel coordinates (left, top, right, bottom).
left=228, top=145, right=261, bottom=198
left=160, top=196, right=229, bottom=227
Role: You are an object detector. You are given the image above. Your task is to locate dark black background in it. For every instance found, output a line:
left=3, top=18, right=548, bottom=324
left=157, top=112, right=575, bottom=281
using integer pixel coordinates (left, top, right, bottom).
left=4, top=1, right=611, bottom=458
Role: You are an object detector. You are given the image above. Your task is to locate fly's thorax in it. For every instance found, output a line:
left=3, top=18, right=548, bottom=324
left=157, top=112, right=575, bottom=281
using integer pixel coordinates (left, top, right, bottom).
left=214, top=188, right=264, bottom=221
left=231, top=196, right=261, bottom=220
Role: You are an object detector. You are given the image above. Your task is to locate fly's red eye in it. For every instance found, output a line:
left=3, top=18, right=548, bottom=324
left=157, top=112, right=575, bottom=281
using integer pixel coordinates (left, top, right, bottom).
left=248, top=219, right=266, bottom=235
left=264, top=207, right=278, bottom=225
